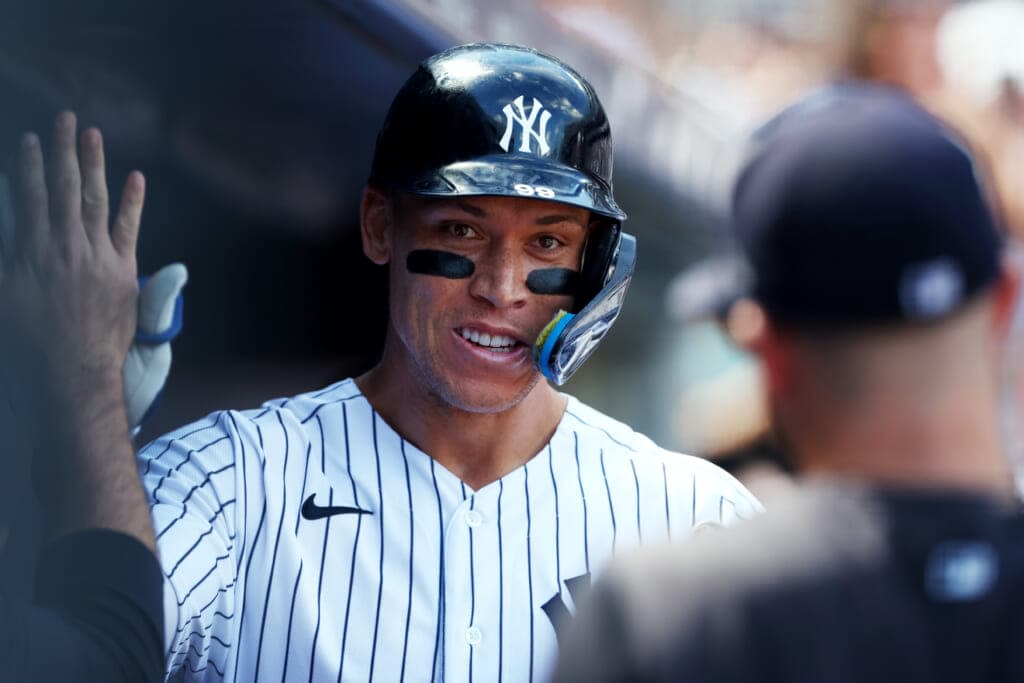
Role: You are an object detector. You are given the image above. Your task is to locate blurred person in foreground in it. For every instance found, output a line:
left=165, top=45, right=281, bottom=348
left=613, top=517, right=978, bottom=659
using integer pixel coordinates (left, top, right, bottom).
left=553, top=83, right=1024, bottom=682
left=0, top=114, right=163, bottom=680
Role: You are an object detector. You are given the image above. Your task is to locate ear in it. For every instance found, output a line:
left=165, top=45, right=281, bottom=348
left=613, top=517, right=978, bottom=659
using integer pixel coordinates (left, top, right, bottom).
left=360, top=186, right=394, bottom=265
left=748, top=315, right=797, bottom=401
left=993, top=251, right=1023, bottom=337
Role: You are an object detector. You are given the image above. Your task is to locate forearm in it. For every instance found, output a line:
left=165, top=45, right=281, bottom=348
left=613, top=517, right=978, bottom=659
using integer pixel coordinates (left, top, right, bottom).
left=30, top=373, right=155, bottom=552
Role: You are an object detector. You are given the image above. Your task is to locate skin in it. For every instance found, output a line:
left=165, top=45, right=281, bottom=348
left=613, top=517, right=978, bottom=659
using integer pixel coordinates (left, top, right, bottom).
left=0, top=112, right=154, bottom=550
left=357, top=188, right=591, bottom=489
left=747, top=269, right=1020, bottom=497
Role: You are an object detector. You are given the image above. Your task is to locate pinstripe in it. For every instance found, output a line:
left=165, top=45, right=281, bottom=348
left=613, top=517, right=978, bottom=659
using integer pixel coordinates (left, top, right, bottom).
left=468, top=495, right=477, bottom=683
left=600, top=450, right=617, bottom=552
left=231, top=425, right=267, bottom=679
left=497, top=478, right=505, bottom=683
left=151, top=435, right=231, bottom=503
left=299, top=392, right=361, bottom=425
left=399, top=440, right=415, bottom=682
left=184, top=658, right=225, bottom=677
left=430, top=459, right=445, bottom=683
left=281, top=564, right=303, bottom=681
left=525, top=465, right=535, bottom=683
left=156, top=462, right=235, bottom=540
left=169, top=584, right=236, bottom=647
left=280, top=443, right=313, bottom=681
left=174, top=552, right=232, bottom=607
left=549, top=445, right=562, bottom=587
left=574, top=433, right=590, bottom=571
left=367, top=412, right=386, bottom=681
left=166, top=499, right=237, bottom=578
left=337, top=403, right=364, bottom=683
left=229, top=413, right=248, bottom=575
left=307, top=415, right=331, bottom=683
left=565, top=410, right=638, bottom=452
left=631, top=459, right=642, bottom=542
left=662, top=462, right=671, bottom=539
left=253, top=412, right=292, bottom=681
left=141, top=418, right=220, bottom=476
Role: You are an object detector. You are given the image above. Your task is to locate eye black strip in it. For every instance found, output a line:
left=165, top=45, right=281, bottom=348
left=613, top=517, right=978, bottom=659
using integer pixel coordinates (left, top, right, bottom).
left=406, top=250, right=475, bottom=279
left=526, top=268, right=579, bottom=296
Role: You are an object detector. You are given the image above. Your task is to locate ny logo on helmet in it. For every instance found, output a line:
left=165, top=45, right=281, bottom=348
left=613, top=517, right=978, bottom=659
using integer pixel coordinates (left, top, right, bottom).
left=499, top=95, right=552, bottom=155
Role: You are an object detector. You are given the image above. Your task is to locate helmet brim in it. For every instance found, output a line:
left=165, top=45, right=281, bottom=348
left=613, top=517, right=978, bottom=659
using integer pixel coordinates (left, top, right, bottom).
left=396, top=155, right=627, bottom=222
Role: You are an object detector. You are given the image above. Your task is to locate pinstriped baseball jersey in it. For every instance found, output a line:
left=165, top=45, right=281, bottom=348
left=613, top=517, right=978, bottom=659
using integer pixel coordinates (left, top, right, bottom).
left=140, top=378, right=760, bottom=681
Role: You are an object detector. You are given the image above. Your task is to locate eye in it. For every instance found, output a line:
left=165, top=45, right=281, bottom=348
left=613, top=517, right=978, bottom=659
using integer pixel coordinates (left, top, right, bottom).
left=444, top=222, right=477, bottom=239
left=536, top=234, right=564, bottom=250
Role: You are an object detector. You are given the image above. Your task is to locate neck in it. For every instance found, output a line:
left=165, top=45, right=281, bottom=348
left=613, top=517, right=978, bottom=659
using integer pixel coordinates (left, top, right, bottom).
left=789, top=379, right=1015, bottom=499
left=355, top=357, right=567, bottom=491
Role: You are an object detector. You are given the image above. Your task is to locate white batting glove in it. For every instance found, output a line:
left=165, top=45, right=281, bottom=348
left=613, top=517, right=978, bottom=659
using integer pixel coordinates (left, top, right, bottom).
left=125, top=263, right=188, bottom=430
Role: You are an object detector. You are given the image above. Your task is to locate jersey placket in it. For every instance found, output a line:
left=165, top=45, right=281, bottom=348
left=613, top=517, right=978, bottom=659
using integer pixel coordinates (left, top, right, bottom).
left=442, top=482, right=502, bottom=683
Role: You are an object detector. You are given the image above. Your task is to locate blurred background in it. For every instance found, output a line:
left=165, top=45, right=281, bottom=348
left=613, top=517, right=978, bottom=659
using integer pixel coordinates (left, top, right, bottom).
left=0, top=0, right=1022, bottom=580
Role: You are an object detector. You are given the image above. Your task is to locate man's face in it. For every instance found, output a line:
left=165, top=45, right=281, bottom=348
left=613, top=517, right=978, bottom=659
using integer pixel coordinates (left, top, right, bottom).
left=373, top=193, right=590, bottom=413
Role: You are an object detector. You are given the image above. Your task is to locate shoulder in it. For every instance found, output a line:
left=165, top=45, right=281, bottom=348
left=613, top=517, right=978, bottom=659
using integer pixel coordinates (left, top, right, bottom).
left=603, top=486, right=888, bottom=640
left=138, top=378, right=367, bottom=470
left=574, top=487, right=888, bottom=674
left=562, top=395, right=762, bottom=521
left=561, top=395, right=650, bottom=453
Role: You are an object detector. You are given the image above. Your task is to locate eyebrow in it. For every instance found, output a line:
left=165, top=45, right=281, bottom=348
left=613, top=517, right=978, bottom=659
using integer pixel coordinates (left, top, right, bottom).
left=455, top=201, right=487, bottom=217
left=534, top=214, right=587, bottom=226
left=450, top=201, right=586, bottom=226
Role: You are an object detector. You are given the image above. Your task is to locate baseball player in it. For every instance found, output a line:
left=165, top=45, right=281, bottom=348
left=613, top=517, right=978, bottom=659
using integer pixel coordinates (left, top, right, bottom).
left=553, top=84, right=1024, bottom=682
left=133, top=43, right=760, bottom=681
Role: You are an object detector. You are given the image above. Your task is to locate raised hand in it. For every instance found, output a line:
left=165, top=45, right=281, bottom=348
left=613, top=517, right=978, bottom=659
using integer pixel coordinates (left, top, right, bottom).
left=0, top=112, right=144, bottom=423
left=0, top=111, right=154, bottom=547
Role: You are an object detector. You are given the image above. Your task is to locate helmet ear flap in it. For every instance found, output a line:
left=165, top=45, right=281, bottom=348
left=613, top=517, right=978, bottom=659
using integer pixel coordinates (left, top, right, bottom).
left=575, top=220, right=622, bottom=313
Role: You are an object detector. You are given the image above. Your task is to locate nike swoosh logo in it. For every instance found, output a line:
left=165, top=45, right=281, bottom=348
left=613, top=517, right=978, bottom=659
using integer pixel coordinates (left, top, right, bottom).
left=301, top=494, right=373, bottom=520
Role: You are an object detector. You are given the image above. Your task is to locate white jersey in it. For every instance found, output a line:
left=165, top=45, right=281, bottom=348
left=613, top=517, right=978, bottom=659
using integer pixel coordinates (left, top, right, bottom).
left=140, top=378, right=760, bottom=682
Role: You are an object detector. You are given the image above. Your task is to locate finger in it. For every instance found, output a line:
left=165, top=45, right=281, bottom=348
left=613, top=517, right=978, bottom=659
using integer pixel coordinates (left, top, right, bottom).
left=15, top=132, right=50, bottom=256
left=47, top=111, right=83, bottom=242
left=79, top=127, right=109, bottom=246
left=112, top=170, right=144, bottom=258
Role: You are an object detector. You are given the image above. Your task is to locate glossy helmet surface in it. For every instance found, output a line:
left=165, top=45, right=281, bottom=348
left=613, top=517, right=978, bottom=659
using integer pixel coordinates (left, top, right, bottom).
left=369, top=42, right=626, bottom=224
left=370, top=43, right=635, bottom=384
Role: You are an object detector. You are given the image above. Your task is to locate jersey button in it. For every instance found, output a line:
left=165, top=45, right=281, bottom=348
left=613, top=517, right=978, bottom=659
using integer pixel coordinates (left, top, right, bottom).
left=465, top=627, right=482, bottom=645
left=465, top=510, right=484, bottom=528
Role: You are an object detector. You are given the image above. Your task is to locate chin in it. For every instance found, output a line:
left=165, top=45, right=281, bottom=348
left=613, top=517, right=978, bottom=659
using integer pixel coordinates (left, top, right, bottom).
left=429, top=373, right=544, bottom=414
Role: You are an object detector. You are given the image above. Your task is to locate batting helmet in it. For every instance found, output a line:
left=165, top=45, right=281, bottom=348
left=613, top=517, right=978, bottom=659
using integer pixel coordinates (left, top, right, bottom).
left=369, top=43, right=636, bottom=385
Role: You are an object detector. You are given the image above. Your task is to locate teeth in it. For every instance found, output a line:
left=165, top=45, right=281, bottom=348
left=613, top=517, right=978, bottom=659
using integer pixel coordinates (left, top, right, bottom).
left=459, top=328, right=516, bottom=350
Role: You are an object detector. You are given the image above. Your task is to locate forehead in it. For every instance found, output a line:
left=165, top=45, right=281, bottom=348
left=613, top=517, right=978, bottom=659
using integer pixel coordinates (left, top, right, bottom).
left=393, top=194, right=592, bottom=225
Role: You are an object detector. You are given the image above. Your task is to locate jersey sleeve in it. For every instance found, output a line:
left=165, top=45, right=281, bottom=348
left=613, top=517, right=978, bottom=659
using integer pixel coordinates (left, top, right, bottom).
left=138, top=411, right=252, bottom=680
left=0, top=529, right=164, bottom=682
left=663, top=449, right=764, bottom=530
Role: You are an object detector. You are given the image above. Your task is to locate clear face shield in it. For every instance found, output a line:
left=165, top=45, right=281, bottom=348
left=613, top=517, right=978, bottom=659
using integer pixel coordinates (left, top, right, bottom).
left=533, top=233, right=637, bottom=386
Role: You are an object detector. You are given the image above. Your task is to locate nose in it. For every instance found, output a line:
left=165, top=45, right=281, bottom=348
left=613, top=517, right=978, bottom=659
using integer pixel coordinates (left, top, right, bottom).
left=468, top=241, right=529, bottom=310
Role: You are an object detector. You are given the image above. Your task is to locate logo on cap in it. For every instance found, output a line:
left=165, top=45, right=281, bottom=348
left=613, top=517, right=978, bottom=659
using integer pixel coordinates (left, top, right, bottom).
left=925, top=540, right=998, bottom=602
left=899, top=258, right=965, bottom=320
left=499, top=95, right=552, bottom=155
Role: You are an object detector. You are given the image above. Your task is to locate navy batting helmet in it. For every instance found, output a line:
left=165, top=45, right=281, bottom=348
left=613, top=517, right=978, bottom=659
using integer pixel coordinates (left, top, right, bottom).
left=369, top=43, right=636, bottom=385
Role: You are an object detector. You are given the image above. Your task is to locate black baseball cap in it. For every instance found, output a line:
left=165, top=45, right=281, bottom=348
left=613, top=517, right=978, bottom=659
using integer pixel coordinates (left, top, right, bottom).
left=732, top=83, right=1002, bottom=328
